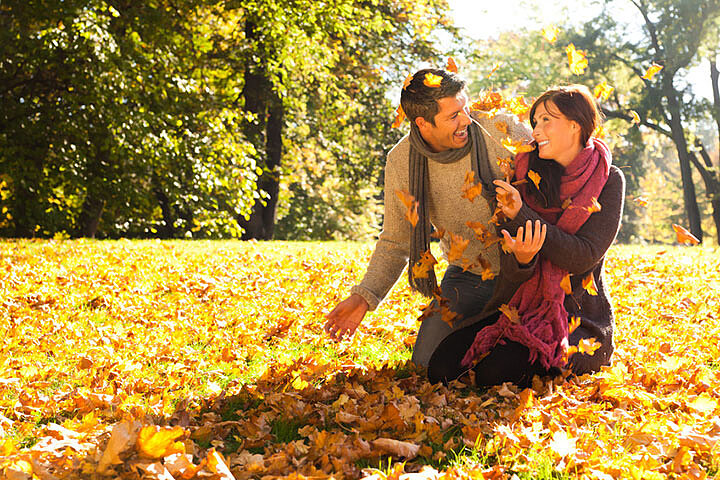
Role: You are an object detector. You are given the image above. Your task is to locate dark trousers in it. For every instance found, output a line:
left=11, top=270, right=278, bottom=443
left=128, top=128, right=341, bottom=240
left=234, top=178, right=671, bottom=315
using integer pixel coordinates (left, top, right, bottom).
left=410, top=265, right=496, bottom=367
left=427, top=311, right=557, bottom=387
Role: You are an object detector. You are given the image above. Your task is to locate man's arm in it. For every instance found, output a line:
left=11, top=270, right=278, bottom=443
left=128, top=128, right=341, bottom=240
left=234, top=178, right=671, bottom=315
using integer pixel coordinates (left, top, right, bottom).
left=324, top=142, right=413, bottom=338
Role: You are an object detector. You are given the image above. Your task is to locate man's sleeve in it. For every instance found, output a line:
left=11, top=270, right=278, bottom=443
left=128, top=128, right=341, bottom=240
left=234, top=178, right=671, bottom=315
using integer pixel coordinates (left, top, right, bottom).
left=351, top=153, right=413, bottom=310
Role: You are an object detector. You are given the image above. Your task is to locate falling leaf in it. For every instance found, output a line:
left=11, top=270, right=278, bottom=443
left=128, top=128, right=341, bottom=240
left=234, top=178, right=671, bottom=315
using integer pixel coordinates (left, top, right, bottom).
left=566, top=43, right=588, bottom=75
left=568, top=316, right=581, bottom=334
left=136, top=425, right=186, bottom=459
left=403, top=73, right=414, bottom=89
left=466, top=221, right=500, bottom=248
left=542, top=25, right=559, bottom=43
left=560, top=273, right=572, bottom=295
left=392, top=105, right=406, bottom=128
left=487, top=62, right=503, bottom=78
left=633, top=195, right=648, bottom=207
left=412, top=250, right=438, bottom=280
left=582, top=273, right=598, bottom=296
left=528, top=170, right=541, bottom=190
left=586, top=197, right=602, bottom=214
left=642, top=63, right=663, bottom=80
left=395, top=190, right=419, bottom=227
left=672, top=224, right=700, bottom=245
left=445, top=57, right=458, bottom=73
left=561, top=198, right=572, bottom=209
left=448, top=233, right=470, bottom=262
left=502, top=138, right=534, bottom=155
left=423, top=73, right=443, bottom=88
left=630, top=110, right=641, bottom=124
left=431, top=227, right=446, bottom=240
left=507, top=96, right=531, bottom=120
left=593, top=81, right=614, bottom=101
left=461, top=171, right=483, bottom=202
left=577, top=337, right=602, bottom=355
left=499, top=304, right=521, bottom=324
left=495, top=121, right=508, bottom=135
left=471, top=90, right=504, bottom=112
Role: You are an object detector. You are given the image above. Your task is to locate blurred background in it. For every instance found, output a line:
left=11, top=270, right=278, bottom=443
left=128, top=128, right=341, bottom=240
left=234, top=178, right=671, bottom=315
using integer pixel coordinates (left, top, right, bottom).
left=1, top=0, right=718, bottom=244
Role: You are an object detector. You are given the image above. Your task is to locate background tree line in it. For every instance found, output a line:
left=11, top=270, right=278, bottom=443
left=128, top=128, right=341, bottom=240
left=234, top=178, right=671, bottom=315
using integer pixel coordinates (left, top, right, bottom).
left=1, top=0, right=719, bottom=244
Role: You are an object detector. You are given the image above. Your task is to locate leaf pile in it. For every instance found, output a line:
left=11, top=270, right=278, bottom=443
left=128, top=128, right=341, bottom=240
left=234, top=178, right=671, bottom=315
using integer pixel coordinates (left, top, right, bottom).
left=1, top=240, right=719, bottom=479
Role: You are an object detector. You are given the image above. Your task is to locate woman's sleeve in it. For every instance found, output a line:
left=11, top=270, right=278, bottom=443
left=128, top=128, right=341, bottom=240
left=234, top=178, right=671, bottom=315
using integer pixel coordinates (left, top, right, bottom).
left=501, top=167, right=625, bottom=274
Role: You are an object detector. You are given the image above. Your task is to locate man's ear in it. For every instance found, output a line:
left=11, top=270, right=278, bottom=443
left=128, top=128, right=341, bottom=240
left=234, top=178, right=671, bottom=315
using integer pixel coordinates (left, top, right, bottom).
left=415, top=116, right=429, bottom=131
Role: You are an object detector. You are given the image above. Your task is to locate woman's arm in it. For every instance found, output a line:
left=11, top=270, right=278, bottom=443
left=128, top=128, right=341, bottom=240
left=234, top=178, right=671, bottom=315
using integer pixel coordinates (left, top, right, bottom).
left=503, top=166, right=625, bottom=274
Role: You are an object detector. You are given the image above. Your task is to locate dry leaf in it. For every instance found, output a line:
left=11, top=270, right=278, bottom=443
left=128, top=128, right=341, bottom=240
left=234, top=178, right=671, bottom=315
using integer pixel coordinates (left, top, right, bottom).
left=445, top=57, right=458, bottom=73
left=586, top=197, right=602, bottom=214
left=528, top=170, right=541, bottom=190
left=403, top=73, right=413, bottom=89
left=542, top=25, right=559, bottom=43
left=502, top=137, right=533, bottom=155
left=642, top=63, right=663, bottom=80
left=392, top=105, right=406, bottom=128
left=136, top=425, right=185, bottom=459
left=568, top=316, right=581, bottom=334
left=372, top=438, right=420, bottom=459
left=593, top=81, right=614, bottom=101
left=495, top=122, right=508, bottom=135
left=672, top=224, right=700, bottom=245
left=566, top=43, right=588, bottom=75
left=448, top=233, right=470, bottom=262
left=577, top=337, right=602, bottom=356
left=630, top=110, right=641, bottom=124
left=560, top=273, right=572, bottom=295
left=423, top=73, right=443, bottom=88
left=412, top=250, right=438, bottom=279
left=395, top=190, right=419, bottom=227
left=582, top=273, right=598, bottom=296
left=499, top=304, right=520, bottom=324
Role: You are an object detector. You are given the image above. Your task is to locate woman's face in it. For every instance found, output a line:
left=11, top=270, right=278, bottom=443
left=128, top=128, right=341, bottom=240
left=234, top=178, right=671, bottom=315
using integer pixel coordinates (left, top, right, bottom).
left=531, top=100, right=582, bottom=167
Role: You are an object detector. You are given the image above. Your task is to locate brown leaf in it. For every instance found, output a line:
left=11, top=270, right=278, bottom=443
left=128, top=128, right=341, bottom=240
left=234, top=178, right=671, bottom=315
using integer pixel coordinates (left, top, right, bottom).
left=560, top=273, right=572, bottom=295
left=412, top=250, right=437, bottom=280
left=582, top=273, right=598, bottom=296
left=672, top=224, right=700, bottom=245
left=448, top=233, right=469, bottom=262
left=499, top=304, right=520, bottom=324
left=461, top=170, right=483, bottom=202
left=395, top=190, right=419, bottom=227
left=97, top=420, right=141, bottom=473
left=371, top=438, right=420, bottom=459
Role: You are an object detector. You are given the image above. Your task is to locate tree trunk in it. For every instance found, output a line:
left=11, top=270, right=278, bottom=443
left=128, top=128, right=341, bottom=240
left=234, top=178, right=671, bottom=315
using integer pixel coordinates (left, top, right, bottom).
left=710, top=57, right=720, bottom=138
left=77, top=128, right=111, bottom=238
left=152, top=174, right=176, bottom=238
left=689, top=144, right=720, bottom=245
left=665, top=87, right=703, bottom=242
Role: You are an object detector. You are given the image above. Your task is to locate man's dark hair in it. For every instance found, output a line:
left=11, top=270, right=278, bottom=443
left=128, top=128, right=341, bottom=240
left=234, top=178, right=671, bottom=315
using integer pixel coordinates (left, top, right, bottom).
left=400, top=68, right=466, bottom=126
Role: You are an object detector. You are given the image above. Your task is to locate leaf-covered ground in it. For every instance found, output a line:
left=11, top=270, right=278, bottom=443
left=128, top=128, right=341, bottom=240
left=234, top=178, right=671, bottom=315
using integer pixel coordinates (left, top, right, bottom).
left=1, top=240, right=719, bottom=479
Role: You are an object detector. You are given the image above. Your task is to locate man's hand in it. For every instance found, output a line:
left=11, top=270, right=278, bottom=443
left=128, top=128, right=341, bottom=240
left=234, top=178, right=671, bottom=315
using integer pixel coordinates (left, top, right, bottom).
left=494, top=179, right=522, bottom=220
left=501, top=219, right=547, bottom=265
left=324, top=294, right=369, bottom=340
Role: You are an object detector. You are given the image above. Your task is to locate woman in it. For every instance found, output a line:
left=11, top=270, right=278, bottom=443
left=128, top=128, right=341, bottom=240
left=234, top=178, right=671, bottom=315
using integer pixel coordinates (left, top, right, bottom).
left=427, top=84, right=625, bottom=387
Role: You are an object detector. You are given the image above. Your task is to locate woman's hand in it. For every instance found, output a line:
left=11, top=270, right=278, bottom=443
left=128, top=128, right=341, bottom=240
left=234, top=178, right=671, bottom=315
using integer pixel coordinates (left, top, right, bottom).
left=494, top=179, right=522, bottom=220
left=501, top=219, right=547, bottom=265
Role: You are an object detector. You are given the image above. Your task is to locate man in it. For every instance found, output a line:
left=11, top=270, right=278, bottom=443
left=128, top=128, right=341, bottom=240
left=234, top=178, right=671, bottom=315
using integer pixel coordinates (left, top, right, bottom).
left=324, top=68, right=531, bottom=366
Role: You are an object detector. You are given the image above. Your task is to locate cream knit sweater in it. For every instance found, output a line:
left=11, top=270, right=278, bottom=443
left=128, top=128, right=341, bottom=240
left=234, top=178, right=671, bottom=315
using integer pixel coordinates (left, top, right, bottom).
left=352, top=111, right=532, bottom=310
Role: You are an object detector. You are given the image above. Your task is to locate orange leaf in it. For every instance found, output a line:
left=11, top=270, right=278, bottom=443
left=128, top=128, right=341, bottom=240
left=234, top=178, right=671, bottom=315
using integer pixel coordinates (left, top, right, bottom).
left=568, top=316, right=581, bottom=334
left=446, top=57, right=458, bottom=73
left=642, top=63, right=663, bottom=80
left=593, top=81, right=614, bottom=101
left=502, top=137, right=534, bottom=155
left=431, top=227, right=446, bottom=239
left=412, top=250, right=438, bottom=279
left=423, top=73, right=443, bottom=87
left=495, top=121, right=508, bottom=135
left=448, top=233, right=470, bottom=262
left=561, top=198, right=572, bottom=209
left=487, top=62, right=503, bottom=78
left=391, top=105, right=406, bottom=128
left=560, top=273, right=572, bottom=295
left=582, top=273, right=598, bottom=296
left=577, top=337, right=602, bottom=356
left=672, top=224, right=700, bottom=245
left=137, top=425, right=186, bottom=459
left=528, top=170, right=541, bottom=190
left=507, top=96, right=531, bottom=120
left=395, top=190, right=419, bottom=227
left=403, top=73, right=413, bottom=89
left=466, top=221, right=500, bottom=248
left=630, top=110, right=641, bottom=124
left=206, top=449, right=234, bottom=479
left=499, top=304, right=521, bottom=324
left=471, top=90, right=505, bottom=112
left=461, top=170, right=483, bottom=202
left=542, top=25, right=559, bottom=43
left=566, top=43, right=588, bottom=75
left=586, top=197, right=602, bottom=214
left=633, top=195, right=648, bottom=207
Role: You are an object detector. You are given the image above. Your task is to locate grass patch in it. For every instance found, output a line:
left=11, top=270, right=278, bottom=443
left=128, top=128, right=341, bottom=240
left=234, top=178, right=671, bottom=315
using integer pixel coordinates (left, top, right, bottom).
left=270, top=417, right=304, bottom=443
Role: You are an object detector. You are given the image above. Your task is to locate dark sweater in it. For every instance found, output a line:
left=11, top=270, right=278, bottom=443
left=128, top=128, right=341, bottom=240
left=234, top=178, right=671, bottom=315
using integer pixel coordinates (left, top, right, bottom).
left=477, top=165, right=626, bottom=375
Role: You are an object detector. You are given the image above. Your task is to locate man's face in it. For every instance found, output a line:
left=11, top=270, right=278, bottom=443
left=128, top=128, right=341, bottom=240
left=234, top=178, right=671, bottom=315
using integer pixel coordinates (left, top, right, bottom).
left=417, top=92, right=472, bottom=152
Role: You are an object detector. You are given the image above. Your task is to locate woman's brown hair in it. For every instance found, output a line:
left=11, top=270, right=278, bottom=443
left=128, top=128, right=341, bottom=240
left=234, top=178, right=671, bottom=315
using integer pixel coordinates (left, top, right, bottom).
left=525, top=85, right=604, bottom=207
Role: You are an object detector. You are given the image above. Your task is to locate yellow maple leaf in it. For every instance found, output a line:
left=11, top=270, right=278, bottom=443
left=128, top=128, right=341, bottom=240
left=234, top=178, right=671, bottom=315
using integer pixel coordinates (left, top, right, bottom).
left=542, top=25, right=559, bottom=43
left=561, top=198, right=572, bottom=209
left=461, top=170, right=483, bottom=202
left=403, top=73, right=413, bottom=89
left=423, top=73, right=443, bottom=87
left=499, top=304, right=520, bottom=324
left=487, top=61, right=503, bottom=78
left=568, top=316, right=581, bottom=334
left=642, top=63, right=663, bottom=81
left=593, top=81, right=614, bottom=101
left=528, top=170, right=541, bottom=190
left=560, top=273, right=572, bottom=295
left=446, top=57, right=458, bottom=73
left=566, top=43, right=588, bottom=75
left=495, top=121, right=508, bottom=135
left=630, top=110, right=641, bottom=124
left=395, top=190, right=419, bottom=227
left=586, top=197, right=602, bottom=214
left=136, top=425, right=186, bottom=459
left=582, top=273, right=598, bottom=296
left=577, top=337, right=602, bottom=356
left=502, top=137, right=534, bottom=156
left=412, top=250, right=437, bottom=279
left=471, top=90, right=505, bottom=112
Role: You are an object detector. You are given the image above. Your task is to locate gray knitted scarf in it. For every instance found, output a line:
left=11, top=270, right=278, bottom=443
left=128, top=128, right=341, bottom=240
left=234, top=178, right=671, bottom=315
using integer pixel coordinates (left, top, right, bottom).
left=408, top=119, right=493, bottom=297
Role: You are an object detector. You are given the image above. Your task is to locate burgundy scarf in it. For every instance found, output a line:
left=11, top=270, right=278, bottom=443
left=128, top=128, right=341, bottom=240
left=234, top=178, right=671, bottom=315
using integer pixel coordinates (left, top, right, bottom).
left=462, top=137, right=612, bottom=370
